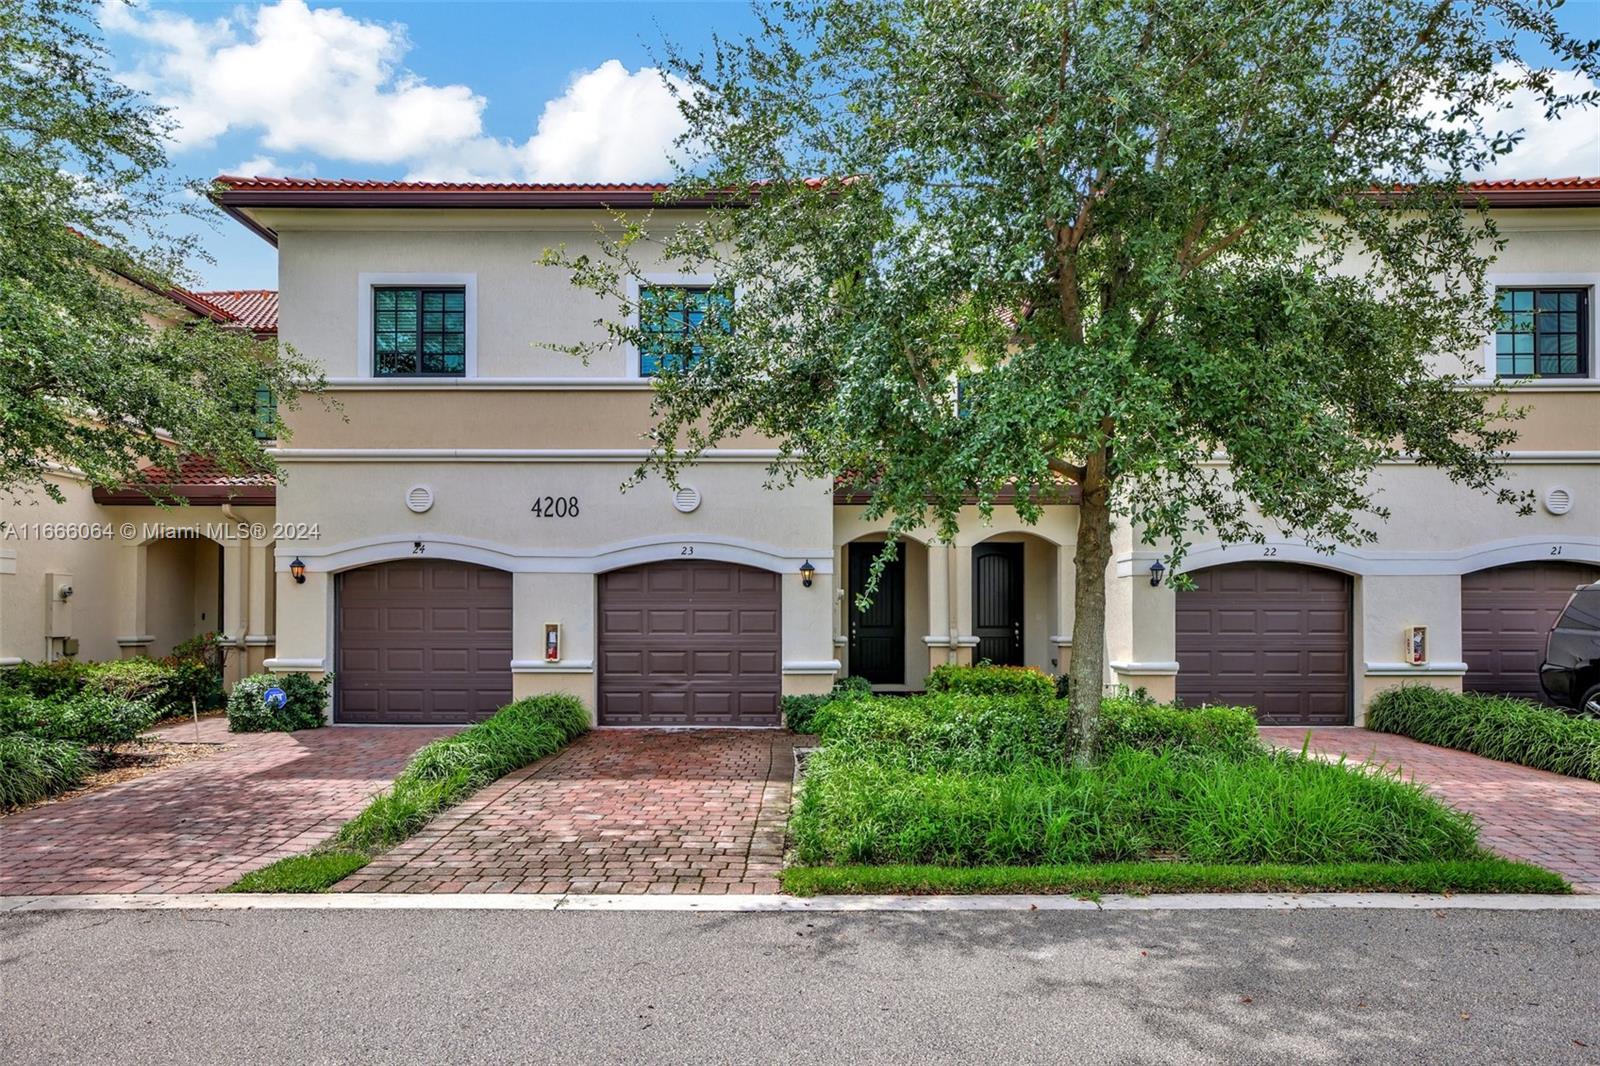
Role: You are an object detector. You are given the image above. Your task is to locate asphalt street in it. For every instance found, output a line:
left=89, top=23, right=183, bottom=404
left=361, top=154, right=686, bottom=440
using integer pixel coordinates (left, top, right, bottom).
left=1, top=906, right=1596, bottom=1064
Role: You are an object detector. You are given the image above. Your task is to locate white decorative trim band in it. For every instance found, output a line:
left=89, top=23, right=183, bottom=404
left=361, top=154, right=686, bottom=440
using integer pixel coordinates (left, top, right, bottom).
left=265, top=658, right=326, bottom=672
left=115, top=635, right=155, bottom=647
left=923, top=636, right=982, bottom=647
left=0, top=658, right=22, bottom=668
left=0, top=549, right=15, bottom=576
left=510, top=659, right=595, bottom=674
left=1110, top=660, right=1182, bottom=675
left=1362, top=661, right=1470, bottom=677
left=832, top=635, right=847, bottom=646
left=1049, top=634, right=1074, bottom=646
left=1170, top=534, right=1600, bottom=579
left=783, top=660, right=842, bottom=675
left=243, top=634, right=277, bottom=646
left=280, top=532, right=835, bottom=578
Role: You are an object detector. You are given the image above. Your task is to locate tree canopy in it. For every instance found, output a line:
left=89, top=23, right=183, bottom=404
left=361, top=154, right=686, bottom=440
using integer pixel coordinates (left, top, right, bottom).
left=0, top=0, right=322, bottom=504
left=546, top=0, right=1599, bottom=740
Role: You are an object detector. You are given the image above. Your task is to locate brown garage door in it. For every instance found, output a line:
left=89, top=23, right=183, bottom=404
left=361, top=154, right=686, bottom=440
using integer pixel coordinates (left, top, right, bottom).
left=598, top=560, right=781, bottom=726
left=336, top=560, right=512, bottom=724
left=1176, top=562, right=1352, bottom=725
left=1463, top=561, right=1599, bottom=702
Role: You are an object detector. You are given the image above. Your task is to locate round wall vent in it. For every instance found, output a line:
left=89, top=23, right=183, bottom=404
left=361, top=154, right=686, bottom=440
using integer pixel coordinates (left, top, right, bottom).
left=406, top=485, right=435, bottom=513
left=1544, top=486, right=1573, bottom=516
left=672, top=486, right=701, bottom=513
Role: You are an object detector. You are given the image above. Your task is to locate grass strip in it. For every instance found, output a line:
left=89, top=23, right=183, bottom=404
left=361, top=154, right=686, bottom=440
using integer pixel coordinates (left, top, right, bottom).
left=223, top=695, right=589, bottom=893
left=780, top=857, right=1570, bottom=897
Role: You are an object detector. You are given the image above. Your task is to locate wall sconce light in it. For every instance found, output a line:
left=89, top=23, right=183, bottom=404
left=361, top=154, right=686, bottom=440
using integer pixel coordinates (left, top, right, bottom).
left=1148, top=559, right=1166, bottom=587
left=799, top=560, right=816, bottom=588
left=289, top=557, right=307, bottom=584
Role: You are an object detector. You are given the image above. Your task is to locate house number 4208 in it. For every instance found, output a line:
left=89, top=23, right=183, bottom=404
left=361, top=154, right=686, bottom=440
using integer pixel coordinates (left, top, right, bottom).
left=531, top=495, right=580, bottom=518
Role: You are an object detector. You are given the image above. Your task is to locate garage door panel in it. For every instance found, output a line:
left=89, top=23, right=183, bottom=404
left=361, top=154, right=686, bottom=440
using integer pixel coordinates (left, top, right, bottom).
left=336, top=560, right=512, bottom=724
left=1463, top=562, right=1600, bottom=702
left=599, top=560, right=782, bottom=726
left=1176, top=563, right=1351, bottom=725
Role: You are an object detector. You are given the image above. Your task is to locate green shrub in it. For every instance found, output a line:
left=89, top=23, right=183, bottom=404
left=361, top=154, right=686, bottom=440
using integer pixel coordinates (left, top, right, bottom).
left=924, top=663, right=1055, bottom=699
left=227, top=673, right=333, bottom=733
left=783, top=676, right=876, bottom=734
left=0, top=689, right=159, bottom=750
left=0, top=660, right=89, bottom=699
left=833, top=675, right=873, bottom=695
left=792, top=746, right=1479, bottom=867
left=1368, top=686, right=1600, bottom=782
left=0, top=733, right=92, bottom=808
left=811, top=692, right=1073, bottom=772
left=1099, top=695, right=1259, bottom=758
left=333, top=694, right=589, bottom=853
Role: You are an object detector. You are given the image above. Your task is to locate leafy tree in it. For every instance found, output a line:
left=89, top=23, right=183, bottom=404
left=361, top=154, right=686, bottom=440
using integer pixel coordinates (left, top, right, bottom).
left=544, top=0, right=1599, bottom=751
left=0, top=0, right=323, bottom=504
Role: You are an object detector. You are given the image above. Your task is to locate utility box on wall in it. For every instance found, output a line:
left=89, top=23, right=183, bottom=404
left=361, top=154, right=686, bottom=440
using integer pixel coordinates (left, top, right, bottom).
left=1404, top=625, right=1428, bottom=666
left=46, top=572, right=74, bottom=638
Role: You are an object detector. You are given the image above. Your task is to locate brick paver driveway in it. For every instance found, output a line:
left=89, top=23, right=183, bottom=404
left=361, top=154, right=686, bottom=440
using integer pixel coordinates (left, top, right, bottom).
left=1260, top=727, right=1600, bottom=892
left=340, top=729, right=796, bottom=895
left=0, top=725, right=452, bottom=895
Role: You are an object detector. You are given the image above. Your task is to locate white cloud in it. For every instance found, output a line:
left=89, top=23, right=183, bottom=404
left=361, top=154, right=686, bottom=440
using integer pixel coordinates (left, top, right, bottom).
left=102, top=0, right=687, bottom=183
left=1471, top=68, right=1600, bottom=179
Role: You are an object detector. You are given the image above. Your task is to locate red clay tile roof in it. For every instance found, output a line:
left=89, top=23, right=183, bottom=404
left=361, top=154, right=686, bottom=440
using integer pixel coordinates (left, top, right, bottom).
left=215, top=176, right=679, bottom=193
left=193, top=290, right=277, bottom=334
left=91, top=455, right=276, bottom=506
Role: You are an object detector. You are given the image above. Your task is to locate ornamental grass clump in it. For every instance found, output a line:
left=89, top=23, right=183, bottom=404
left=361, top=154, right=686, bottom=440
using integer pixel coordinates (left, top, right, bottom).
left=1368, top=686, right=1600, bottom=782
left=0, top=733, right=92, bottom=808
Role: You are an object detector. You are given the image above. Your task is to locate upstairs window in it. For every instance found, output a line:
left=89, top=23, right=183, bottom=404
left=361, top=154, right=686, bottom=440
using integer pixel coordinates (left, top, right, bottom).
left=638, top=285, right=731, bottom=377
left=1495, top=287, right=1588, bottom=379
left=374, top=286, right=466, bottom=376
left=253, top=386, right=275, bottom=441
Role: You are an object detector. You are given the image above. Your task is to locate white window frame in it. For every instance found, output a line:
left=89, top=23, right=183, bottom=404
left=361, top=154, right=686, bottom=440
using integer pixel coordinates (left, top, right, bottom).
left=357, top=272, right=478, bottom=380
left=624, top=272, right=719, bottom=379
left=1478, top=272, right=1598, bottom=386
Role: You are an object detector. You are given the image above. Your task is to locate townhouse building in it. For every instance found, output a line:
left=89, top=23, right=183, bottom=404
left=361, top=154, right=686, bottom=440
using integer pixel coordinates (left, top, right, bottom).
left=4, top=176, right=1595, bottom=727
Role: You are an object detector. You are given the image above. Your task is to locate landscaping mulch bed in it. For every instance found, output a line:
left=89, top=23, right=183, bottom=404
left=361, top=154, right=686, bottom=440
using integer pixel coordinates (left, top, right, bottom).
left=2, top=741, right=221, bottom=814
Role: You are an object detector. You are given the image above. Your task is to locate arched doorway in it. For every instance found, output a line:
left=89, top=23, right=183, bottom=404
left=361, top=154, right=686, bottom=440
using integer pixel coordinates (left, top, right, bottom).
left=335, top=559, right=512, bottom=724
left=597, top=559, right=781, bottom=726
left=1175, top=562, right=1352, bottom=725
left=1462, top=560, right=1600, bottom=702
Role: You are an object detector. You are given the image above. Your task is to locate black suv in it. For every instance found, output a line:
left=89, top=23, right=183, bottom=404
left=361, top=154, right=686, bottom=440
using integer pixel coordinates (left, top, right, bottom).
left=1540, top=582, right=1600, bottom=717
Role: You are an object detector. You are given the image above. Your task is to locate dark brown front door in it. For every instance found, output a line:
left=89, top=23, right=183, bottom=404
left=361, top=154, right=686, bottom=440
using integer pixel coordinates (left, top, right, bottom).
left=336, top=559, right=513, bottom=724
left=1175, top=562, right=1352, bottom=725
left=973, top=542, right=1024, bottom=666
left=1463, top=561, right=1600, bottom=702
left=849, top=542, right=905, bottom=685
left=597, top=560, right=781, bottom=726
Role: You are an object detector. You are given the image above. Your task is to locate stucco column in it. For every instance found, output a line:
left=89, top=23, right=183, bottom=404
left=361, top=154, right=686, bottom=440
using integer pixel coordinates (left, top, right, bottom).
left=218, top=539, right=249, bottom=685
left=244, top=542, right=275, bottom=674
left=114, top=540, right=152, bottom=659
left=266, top=565, right=329, bottom=678
left=1052, top=542, right=1076, bottom=675
left=1105, top=528, right=1178, bottom=701
left=1353, top=573, right=1466, bottom=723
left=922, top=540, right=956, bottom=670
left=510, top=572, right=598, bottom=711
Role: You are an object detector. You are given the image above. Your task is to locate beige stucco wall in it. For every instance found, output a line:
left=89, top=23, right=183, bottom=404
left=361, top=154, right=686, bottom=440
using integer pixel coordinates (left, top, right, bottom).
left=273, top=213, right=707, bottom=381
left=0, top=477, right=277, bottom=671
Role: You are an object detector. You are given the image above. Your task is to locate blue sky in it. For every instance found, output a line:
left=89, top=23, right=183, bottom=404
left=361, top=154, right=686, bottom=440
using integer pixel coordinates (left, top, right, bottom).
left=97, top=0, right=1600, bottom=291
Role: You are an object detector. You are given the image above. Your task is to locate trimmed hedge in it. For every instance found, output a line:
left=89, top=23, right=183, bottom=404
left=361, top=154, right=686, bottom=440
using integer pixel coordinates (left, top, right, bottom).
left=924, top=663, right=1055, bottom=699
left=1368, top=685, right=1600, bottom=782
left=228, top=694, right=590, bottom=891
left=0, top=656, right=223, bottom=720
left=227, top=673, right=332, bottom=733
left=0, top=733, right=92, bottom=808
left=805, top=691, right=1259, bottom=769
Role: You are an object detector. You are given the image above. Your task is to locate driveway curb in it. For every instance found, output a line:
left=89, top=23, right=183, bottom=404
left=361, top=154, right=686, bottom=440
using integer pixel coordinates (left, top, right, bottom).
left=4, top=891, right=1598, bottom=913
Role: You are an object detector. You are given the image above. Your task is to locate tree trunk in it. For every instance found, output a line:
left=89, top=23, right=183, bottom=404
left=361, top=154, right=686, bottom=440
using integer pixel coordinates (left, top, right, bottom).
left=1067, top=455, right=1114, bottom=765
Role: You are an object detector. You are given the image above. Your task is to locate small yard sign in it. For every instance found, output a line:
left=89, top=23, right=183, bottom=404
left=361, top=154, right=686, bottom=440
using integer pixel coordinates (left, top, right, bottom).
left=262, top=686, right=288, bottom=710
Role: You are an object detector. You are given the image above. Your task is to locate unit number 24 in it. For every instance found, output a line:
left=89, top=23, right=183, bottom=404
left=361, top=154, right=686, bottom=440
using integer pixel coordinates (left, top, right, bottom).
left=531, top=495, right=580, bottom=518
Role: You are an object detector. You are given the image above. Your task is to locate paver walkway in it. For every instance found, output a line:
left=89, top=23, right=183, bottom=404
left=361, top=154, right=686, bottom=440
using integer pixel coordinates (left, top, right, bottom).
left=1260, top=726, right=1600, bottom=893
left=0, top=726, right=452, bottom=894
left=340, top=729, right=796, bottom=895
